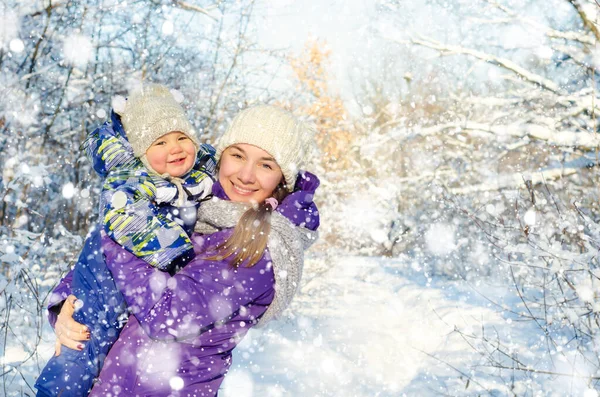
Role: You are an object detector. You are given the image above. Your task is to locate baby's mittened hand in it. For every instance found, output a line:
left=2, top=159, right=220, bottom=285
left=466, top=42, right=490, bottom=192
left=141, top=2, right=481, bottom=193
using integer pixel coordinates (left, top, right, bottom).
left=54, top=295, right=90, bottom=356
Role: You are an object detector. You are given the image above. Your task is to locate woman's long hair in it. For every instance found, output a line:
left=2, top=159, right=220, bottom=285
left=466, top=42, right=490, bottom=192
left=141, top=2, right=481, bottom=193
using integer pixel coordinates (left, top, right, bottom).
left=210, top=182, right=290, bottom=268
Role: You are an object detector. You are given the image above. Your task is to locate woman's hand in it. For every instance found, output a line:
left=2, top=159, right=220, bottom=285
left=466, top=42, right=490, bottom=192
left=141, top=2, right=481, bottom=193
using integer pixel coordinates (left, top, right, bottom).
left=54, top=295, right=90, bottom=356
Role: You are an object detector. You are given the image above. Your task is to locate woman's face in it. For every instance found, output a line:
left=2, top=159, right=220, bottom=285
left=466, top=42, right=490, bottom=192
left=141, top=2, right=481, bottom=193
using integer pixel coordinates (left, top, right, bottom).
left=219, top=144, right=284, bottom=203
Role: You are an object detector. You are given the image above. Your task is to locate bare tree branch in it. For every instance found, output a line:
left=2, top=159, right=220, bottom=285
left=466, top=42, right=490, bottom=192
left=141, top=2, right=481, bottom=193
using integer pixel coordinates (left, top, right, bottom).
left=27, top=1, right=67, bottom=17
left=172, top=0, right=219, bottom=21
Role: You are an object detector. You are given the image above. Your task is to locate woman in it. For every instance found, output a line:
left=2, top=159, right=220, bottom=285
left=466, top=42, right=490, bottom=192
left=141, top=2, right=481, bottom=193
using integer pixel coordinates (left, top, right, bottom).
left=47, top=105, right=319, bottom=396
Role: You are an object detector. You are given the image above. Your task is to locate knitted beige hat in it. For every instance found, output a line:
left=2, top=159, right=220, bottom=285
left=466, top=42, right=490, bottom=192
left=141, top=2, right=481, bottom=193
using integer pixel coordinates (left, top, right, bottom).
left=115, top=84, right=200, bottom=157
left=216, top=105, right=310, bottom=190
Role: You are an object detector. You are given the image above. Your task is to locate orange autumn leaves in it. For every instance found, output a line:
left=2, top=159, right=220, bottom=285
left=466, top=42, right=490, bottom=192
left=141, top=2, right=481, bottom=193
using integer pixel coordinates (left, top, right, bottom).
left=289, top=40, right=354, bottom=170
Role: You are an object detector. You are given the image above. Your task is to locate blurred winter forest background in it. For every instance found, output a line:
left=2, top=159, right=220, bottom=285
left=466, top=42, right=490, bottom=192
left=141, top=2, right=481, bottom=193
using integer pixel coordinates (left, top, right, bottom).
left=2, top=0, right=600, bottom=395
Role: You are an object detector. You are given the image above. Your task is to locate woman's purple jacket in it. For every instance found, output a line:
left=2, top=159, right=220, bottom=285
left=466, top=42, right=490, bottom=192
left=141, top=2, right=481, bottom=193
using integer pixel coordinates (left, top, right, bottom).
left=48, top=173, right=319, bottom=396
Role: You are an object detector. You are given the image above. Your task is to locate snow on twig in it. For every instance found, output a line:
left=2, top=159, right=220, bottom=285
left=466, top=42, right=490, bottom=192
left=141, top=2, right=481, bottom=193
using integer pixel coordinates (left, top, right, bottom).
left=485, top=0, right=596, bottom=46
left=411, top=121, right=599, bottom=150
left=413, top=348, right=496, bottom=395
left=449, top=166, right=583, bottom=195
left=566, top=0, right=600, bottom=42
left=484, top=364, right=600, bottom=380
left=172, top=0, right=219, bottom=21
left=406, top=36, right=561, bottom=93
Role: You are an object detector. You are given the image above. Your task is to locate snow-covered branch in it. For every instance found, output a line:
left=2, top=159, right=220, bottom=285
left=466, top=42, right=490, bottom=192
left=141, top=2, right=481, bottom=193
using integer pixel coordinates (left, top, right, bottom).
left=566, top=0, right=600, bottom=42
left=172, top=0, right=219, bottom=21
left=449, top=165, right=585, bottom=195
left=485, top=0, right=597, bottom=46
left=412, top=121, right=599, bottom=150
left=408, top=36, right=561, bottom=94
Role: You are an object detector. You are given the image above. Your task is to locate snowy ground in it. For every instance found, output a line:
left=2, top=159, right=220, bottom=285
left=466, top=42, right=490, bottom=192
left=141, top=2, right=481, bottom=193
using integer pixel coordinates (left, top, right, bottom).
left=221, top=255, right=512, bottom=396
left=4, top=254, right=594, bottom=396
left=222, top=255, right=599, bottom=396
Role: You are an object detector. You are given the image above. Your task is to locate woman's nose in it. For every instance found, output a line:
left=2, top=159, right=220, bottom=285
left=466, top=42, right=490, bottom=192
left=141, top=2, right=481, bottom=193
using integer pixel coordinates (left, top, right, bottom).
left=237, top=163, right=256, bottom=183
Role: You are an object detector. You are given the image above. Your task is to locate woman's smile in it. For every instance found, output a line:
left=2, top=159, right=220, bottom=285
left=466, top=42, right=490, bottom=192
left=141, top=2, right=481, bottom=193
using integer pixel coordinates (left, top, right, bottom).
left=231, top=182, right=256, bottom=195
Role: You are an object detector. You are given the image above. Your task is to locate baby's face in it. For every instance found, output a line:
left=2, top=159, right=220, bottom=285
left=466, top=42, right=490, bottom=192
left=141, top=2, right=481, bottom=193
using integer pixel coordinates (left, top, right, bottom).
left=145, top=131, right=196, bottom=176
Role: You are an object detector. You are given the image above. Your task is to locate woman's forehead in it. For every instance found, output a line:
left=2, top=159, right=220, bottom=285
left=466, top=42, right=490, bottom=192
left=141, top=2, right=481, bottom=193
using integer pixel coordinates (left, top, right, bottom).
left=228, top=144, right=276, bottom=161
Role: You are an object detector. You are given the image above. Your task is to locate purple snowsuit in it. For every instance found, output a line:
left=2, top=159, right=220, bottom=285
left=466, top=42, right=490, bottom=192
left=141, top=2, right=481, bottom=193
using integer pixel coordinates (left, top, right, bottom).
left=50, top=176, right=319, bottom=396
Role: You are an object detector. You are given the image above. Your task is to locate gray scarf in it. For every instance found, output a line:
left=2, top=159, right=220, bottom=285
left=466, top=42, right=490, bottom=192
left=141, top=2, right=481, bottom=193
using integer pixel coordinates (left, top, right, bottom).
left=195, top=198, right=318, bottom=327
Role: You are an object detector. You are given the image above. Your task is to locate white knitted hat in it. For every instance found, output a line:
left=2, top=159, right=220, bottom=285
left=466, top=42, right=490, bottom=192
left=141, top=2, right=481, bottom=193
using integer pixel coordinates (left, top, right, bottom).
left=217, top=105, right=310, bottom=190
left=115, top=84, right=200, bottom=157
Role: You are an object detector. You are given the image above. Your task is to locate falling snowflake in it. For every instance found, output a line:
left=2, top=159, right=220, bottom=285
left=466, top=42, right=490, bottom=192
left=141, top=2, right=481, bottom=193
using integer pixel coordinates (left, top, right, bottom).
left=63, top=34, right=94, bottom=67
left=62, top=183, right=76, bottom=199
left=320, top=357, right=336, bottom=374
left=162, top=20, right=174, bottom=36
left=575, top=279, right=595, bottom=304
left=111, top=191, right=128, bottom=209
left=425, top=223, right=456, bottom=256
left=222, top=369, right=254, bottom=397
left=9, top=38, right=24, bottom=53
left=523, top=209, right=536, bottom=226
left=170, top=89, right=184, bottom=103
left=169, top=376, right=184, bottom=391
left=111, top=95, right=127, bottom=114
left=208, top=295, right=233, bottom=320
left=535, top=46, right=553, bottom=60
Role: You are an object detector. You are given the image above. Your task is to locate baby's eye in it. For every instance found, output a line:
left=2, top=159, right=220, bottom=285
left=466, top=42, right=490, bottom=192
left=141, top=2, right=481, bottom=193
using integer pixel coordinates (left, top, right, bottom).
left=178, top=136, right=189, bottom=141
left=154, top=141, right=166, bottom=146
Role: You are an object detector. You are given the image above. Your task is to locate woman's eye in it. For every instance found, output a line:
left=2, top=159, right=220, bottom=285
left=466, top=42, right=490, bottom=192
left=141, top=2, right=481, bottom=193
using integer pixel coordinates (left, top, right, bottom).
left=231, top=153, right=243, bottom=159
left=262, top=163, right=273, bottom=170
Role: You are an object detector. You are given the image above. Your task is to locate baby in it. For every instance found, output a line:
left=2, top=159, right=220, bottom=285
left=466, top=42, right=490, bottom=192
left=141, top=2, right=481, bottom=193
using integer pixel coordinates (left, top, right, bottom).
left=35, top=84, right=215, bottom=397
